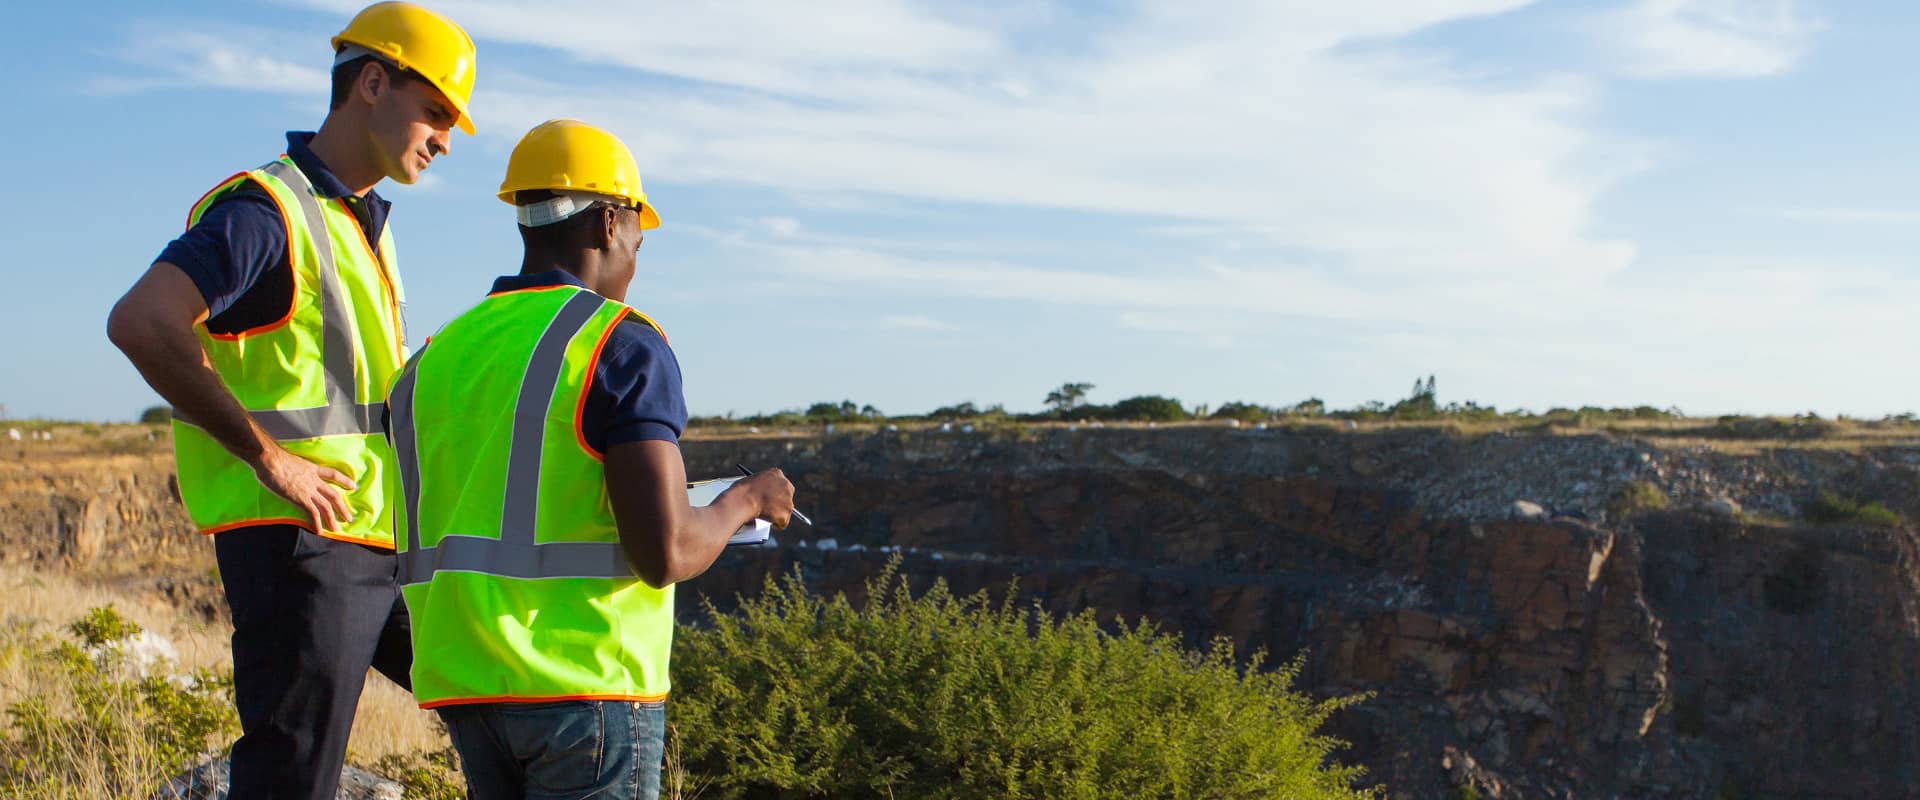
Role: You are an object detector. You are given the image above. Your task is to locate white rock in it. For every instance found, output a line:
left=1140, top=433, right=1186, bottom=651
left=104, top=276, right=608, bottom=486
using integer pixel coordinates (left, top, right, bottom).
left=824, top=423, right=835, bottom=434
left=1706, top=497, right=1742, bottom=517
left=5, top=428, right=17, bottom=441
left=961, top=424, right=974, bottom=433
left=1510, top=500, right=1548, bottom=520
left=940, top=423, right=952, bottom=432
left=815, top=538, right=838, bottom=552
left=1227, top=419, right=1240, bottom=428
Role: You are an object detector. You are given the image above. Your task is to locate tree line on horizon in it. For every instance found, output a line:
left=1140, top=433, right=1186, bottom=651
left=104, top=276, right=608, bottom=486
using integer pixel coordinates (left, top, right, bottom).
left=685, top=376, right=1899, bottom=429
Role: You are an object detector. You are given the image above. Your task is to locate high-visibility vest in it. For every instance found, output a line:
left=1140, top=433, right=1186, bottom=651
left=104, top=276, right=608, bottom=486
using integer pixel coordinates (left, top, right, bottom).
left=170, top=156, right=408, bottom=548
left=389, top=284, right=676, bottom=708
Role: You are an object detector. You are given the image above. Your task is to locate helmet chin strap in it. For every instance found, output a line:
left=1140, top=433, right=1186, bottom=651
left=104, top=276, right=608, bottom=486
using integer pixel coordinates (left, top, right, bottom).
left=516, top=191, right=627, bottom=227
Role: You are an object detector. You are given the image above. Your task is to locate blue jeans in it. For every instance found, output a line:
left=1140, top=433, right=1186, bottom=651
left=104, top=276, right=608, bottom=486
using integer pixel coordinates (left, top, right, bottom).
left=439, top=700, right=665, bottom=800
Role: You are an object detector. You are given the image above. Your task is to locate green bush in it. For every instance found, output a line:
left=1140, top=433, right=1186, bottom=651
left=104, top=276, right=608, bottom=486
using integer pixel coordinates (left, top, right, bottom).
left=0, top=606, right=237, bottom=798
left=670, top=566, right=1376, bottom=799
left=373, top=746, right=464, bottom=800
left=1607, top=481, right=1670, bottom=520
left=1803, top=491, right=1901, bottom=527
left=1105, top=395, right=1190, bottom=422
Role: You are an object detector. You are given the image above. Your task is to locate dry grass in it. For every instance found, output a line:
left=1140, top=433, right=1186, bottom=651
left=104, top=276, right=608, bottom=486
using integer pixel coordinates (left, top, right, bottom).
left=0, top=563, right=444, bottom=772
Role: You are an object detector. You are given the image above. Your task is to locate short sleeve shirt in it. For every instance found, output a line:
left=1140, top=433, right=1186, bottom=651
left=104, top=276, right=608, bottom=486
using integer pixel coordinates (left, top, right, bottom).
left=486, top=271, right=687, bottom=451
left=155, top=131, right=390, bottom=334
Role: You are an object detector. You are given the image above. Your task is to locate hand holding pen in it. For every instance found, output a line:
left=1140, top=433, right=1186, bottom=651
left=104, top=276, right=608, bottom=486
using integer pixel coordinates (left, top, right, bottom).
left=737, top=464, right=811, bottom=527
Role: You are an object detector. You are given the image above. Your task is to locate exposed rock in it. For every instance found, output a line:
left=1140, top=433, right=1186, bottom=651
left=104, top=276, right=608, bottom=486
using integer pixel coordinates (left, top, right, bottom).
left=150, top=759, right=400, bottom=800
left=1706, top=496, right=1742, bottom=517
left=14, top=427, right=1920, bottom=798
left=1510, top=500, right=1547, bottom=520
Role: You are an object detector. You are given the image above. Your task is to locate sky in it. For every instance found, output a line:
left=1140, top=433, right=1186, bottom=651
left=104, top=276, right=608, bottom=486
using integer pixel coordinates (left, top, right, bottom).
left=3, top=0, right=1917, bottom=422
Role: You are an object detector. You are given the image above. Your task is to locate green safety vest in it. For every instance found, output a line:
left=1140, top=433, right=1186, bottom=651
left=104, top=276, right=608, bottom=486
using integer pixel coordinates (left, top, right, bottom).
left=389, top=284, right=676, bottom=708
left=171, top=156, right=407, bottom=548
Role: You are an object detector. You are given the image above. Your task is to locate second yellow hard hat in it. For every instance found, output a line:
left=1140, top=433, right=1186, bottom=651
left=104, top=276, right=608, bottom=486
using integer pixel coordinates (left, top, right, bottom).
left=333, top=2, right=477, bottom=135
left=499, top=119, right=660, bottom=230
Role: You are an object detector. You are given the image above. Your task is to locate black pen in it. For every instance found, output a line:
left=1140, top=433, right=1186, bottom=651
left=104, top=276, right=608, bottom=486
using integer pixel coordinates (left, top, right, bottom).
left=736, top=464, right=812, bottom=526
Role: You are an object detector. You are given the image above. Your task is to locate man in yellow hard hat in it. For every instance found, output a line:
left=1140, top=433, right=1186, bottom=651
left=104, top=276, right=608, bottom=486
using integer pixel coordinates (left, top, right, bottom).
left=386, top=118, right=795, bottom=799
left=104, top=3, right=475, bottom=797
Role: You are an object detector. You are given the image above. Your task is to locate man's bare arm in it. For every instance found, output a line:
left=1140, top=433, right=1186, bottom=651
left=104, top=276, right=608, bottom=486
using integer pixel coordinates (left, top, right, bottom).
left=107, top=262, right=356, bottom=531
left=605, top=439, right=793, bottom=589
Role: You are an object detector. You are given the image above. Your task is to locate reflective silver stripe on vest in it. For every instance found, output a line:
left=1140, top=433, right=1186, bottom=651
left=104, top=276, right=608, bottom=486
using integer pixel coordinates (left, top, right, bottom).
left=389, top=360, right=424, bottom=556
left=181, top=159, right=381, bottom=440
left=397, top=290, right=634, bottom=585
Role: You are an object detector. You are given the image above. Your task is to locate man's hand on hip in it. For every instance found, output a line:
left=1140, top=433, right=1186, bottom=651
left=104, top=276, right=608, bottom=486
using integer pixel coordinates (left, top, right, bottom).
left=253, top=445, right=358, bottom=532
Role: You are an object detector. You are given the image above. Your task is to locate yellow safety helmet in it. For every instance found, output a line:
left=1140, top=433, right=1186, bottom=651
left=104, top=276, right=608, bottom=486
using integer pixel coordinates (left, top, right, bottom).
left=332, top=2, right=477, bottom=135
left=499, top=119, right=660, bottom=230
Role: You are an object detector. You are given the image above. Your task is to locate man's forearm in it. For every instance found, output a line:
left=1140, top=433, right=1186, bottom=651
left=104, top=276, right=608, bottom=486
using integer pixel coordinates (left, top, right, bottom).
left=110, top=309, right=270, bottom=467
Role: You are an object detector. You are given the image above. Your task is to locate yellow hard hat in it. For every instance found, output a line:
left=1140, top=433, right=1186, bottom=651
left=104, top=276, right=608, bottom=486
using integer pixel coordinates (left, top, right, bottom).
left=499, top=119, right=660, bottom=230
left=332, top=2, right=477, bottom=135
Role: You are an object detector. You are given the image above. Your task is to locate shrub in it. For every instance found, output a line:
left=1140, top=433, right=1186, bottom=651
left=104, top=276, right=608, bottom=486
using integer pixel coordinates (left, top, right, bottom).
left=1607, top=482, right=1670, bottom=520
left=373, top=746, right=464, bottom=800
left=670, top=565, right=1377, bottom=799
left=1803, top=491, right=1901, bottom=527
left=1106, top=395, right=1190, bottom=422
left=1212, top=402, right=1272, bottom=423
left=138, top=406, right=172, bottom=425
left=0, top=606, right=238, bottom=798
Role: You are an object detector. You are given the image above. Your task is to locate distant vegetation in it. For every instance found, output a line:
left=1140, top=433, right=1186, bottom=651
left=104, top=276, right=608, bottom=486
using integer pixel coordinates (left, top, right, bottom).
left=1802, top=491, right=1902, bottom=528
left=687, top=377, right=1920, bottom=444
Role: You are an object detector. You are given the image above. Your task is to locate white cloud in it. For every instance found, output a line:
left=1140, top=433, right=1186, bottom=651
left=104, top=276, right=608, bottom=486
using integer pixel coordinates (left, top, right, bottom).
left=121, top=2, right=1641, bottom=281
left=758, top=217, right=801, bottom=237
left=878, top=314, right=960, bottom=332
left=1595, top=0, right=1817, bottom=79
left=91, top=24, right=328, bottom=95
left=1753, top=207, right=1920, bottom=224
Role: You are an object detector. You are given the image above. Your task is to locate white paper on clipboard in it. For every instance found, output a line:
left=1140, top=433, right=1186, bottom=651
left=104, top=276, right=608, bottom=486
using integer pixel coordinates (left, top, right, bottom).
left=688, top=476, right=772, bottom=547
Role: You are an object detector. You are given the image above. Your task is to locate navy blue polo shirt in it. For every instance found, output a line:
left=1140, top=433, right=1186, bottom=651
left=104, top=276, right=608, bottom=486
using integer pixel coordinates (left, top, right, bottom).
left=487, top=271, right=687, bottom=450
left=156, top=132, right=390, bottom=334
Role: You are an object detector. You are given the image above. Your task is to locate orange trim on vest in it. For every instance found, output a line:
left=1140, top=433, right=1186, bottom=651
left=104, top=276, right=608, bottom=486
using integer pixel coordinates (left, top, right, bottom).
left=199, top=517, right=396, bottom=550
left=199, top=516, right=313, bottom=536
left=334, top=199, right=405, bottom=363
left=573, top=313, right=628, bottom=462
left=203, top=170, right=301, bottom=341
left=419, top=691, right=669, bottom=710
left=486, top=284, right=580, bottom=298
left=184, top=171, right=250, bottom=231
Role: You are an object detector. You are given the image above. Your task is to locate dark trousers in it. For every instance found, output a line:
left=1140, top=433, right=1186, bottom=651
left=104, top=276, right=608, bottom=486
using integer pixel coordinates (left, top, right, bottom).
left=215, top=524, right=413, bottom=800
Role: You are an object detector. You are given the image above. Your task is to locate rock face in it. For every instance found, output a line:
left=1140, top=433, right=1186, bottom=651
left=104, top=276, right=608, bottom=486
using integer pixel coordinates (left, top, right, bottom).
left=678, top=428, right=1920, bottom=798
left=11, top=426, right=1920, bottom=798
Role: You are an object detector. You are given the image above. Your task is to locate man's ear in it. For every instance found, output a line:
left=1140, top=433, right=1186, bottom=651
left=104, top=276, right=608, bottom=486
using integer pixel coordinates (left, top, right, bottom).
left=598, top=206, right=620, bottom=249
left=354, top=61, right=389, bottom=105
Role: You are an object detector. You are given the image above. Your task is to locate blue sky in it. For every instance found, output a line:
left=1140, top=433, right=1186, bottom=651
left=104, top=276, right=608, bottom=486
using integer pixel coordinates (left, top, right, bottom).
left=4, top=0, right=1916, bottom=421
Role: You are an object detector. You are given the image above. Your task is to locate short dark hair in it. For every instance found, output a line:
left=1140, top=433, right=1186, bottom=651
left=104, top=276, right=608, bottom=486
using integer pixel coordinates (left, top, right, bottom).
left=329, top=55, right=421, bottom=110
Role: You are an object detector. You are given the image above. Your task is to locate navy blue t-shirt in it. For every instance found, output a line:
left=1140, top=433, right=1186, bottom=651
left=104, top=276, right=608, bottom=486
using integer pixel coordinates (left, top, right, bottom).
left=156, top=132, right=390, bottom=333
left=485, top=271, right=687, bottom=451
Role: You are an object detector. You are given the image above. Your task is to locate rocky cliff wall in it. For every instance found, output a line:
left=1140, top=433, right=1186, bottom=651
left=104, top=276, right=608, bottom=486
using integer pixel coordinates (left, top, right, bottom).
left=6, top=427, right=1918, bottom=798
